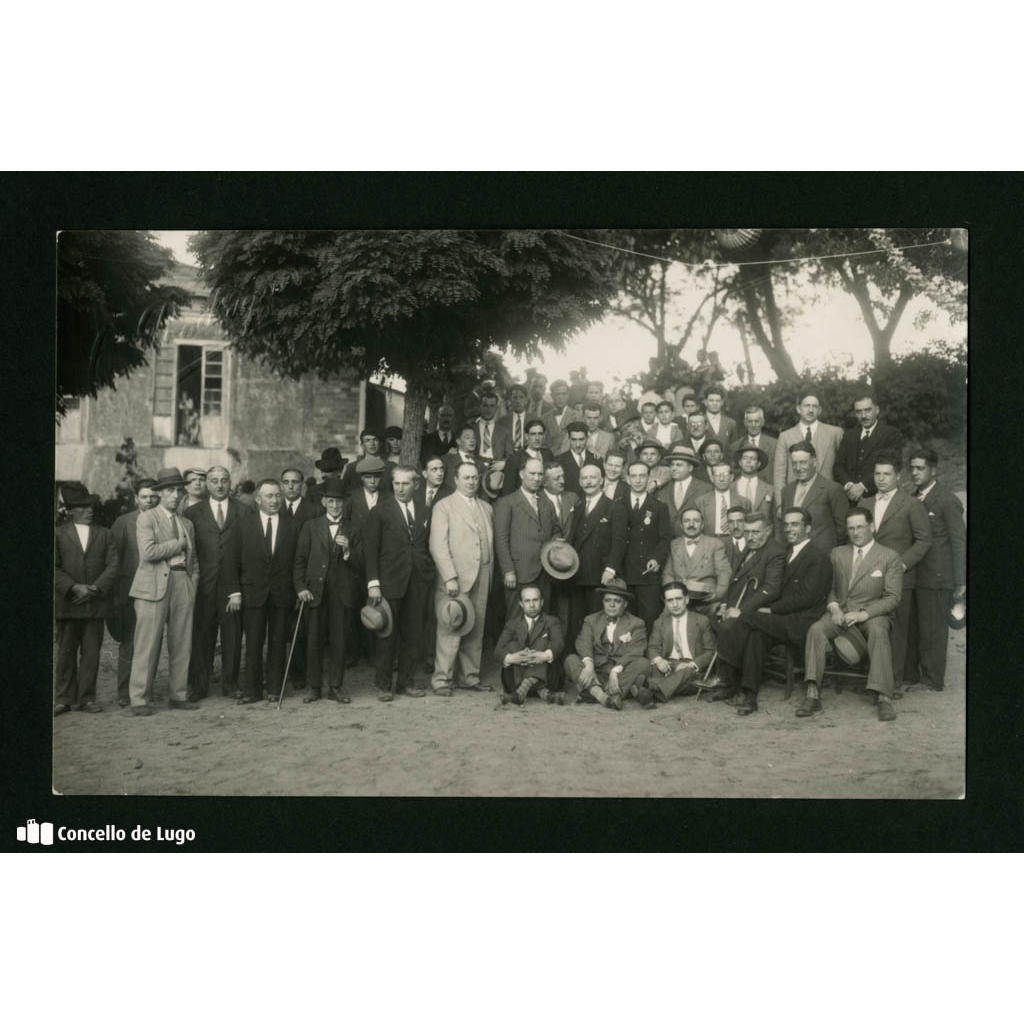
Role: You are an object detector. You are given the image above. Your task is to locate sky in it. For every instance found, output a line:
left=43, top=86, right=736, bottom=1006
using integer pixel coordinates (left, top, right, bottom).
left=155, top=230, right=964, bottom=393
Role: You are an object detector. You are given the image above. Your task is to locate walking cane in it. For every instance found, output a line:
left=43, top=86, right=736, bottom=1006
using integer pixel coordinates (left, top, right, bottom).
left=277, top=599, right=305, bottom=709
left=697, top=575, right=757, bottom=695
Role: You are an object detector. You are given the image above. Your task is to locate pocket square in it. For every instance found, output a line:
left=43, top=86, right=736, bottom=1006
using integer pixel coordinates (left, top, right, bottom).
left=599, top=517, right=609, bottom=523
left=870, top=568, right=883, bottom=577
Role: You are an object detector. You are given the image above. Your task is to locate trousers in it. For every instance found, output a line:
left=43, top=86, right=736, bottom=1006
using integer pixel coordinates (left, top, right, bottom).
left=804, top=613, right=894, bottom=698
left=55, top=618, right=104, bottom=706
left=130, top=571, right=194, bottom=707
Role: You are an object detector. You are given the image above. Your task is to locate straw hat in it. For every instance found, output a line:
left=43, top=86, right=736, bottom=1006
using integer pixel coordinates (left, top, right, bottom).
left=360, top=599, right=394, bottom=638
left=437, top=594, right=475, bottom=637
left=540, top=539, right=580, bottom=580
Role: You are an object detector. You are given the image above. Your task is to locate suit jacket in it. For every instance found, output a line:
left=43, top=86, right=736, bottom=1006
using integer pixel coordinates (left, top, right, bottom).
left=623, top=493, right=673, bottom=585
left=724, top=539, right=786, bottom=612
left=773, top=421, right=844, bottom=498
left=110, top=510, right=141, bottom=582
left=646, top=609, right=715, bottom=670
left=734, top=476, right=773, bottom=517
left=442, top=452, right=488, bottom=492
left=493, top=488, right=562, bottom=581
left=185, top=497, right=250, bottom=598
left=495, top=412, right=532, bottom=458
left=574, top=610, right=647, bottom=673
left=555, top=448, right=602, bottom=496
left=645, top=422, right=685, bottom=449
left=502, top=446, right=555, bottom=496
left=544, top=489, right=580, bottom=540
left=730, top=432, right=778, bottom=483
left=694, top=487, right=752, bottom=538
left=835, top=420, right=904, bottom=496
left=662, top=535, right=731, bottom=601
left=222, top=511, right=297, bottom=609
left=780, top=473, right=848, bottom=553
left=586, top=428, right=615, bottom=461
left=766, top=540, right=833, bottom=619
left=861, top=488, right=932, bottom=589
left=129, top=507, right=199, bottom=601
left=656, top=476, right=711, bottom=536
left=829, top=542, right=903, bottom=619
left=420, top=429, right=460, bottom=467
left=280, top=495, right=319, bottom=527
left=339, top=460, right=393, bottom=499
left=722, top=535, right=749, bottom=572
left=914, top=484, right=966, bottom=590
left=705, top=413, right=738, bottom=449
left=542, top=405, right=583, bottom=455
left=571, top=493, right=627, bottom=584
left=428, top=492, right=494, bottom=592
left=495, top=611, right=565, bottom=663
left=362, top=494, right=434, bottom=599
left=55, top=521, right=118, bottom=619
left=603, top=479, right=631, bottom=505
left=474, top=416, right=513, bottom=462
left=293, top=515, right=359, bottom=609
left=343, top=488, right=383, bottom=573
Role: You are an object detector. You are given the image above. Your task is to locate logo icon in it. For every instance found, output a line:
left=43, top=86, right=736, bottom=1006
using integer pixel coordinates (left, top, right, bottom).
left=16, top=820, right=54, bottom=845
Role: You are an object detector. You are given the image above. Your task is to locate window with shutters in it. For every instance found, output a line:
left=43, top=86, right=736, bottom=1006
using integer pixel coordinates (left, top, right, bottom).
left=152, top=341, right=229, bottom=447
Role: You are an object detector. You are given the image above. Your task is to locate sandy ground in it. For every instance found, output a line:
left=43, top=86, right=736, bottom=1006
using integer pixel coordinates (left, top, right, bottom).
left=52, top=625, right=965, bottom=799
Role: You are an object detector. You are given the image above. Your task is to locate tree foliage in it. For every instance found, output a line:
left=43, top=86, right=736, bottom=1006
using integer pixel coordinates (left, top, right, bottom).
left=57, top=231, right=191, bottom=418
left=190, top=230, right=618, bottom=460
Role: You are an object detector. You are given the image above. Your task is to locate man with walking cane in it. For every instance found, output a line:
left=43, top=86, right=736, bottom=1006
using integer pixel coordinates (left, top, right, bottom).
left=293, top=477, right=359, bottom=703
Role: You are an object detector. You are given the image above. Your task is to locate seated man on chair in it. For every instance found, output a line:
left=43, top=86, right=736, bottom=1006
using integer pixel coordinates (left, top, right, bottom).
left=799, top=506, right=903, bottom=722
left=565, top=578, right=650, bottom=711
left=495, top=585, right=566, bottom=706
left=636, top=581, right=715, bottom=706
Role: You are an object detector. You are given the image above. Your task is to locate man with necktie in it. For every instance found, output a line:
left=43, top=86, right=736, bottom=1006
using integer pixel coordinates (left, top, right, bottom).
left=694, top=462, right=751, bottom=539
left=555, top=421, right=603, bottom=496
left=496, top=585, right=567, bottom=705
left=834, top=394, right=903, bottom=504
left=475, top=390, right=512, bottom=464
left=733, top=445, right=773, bottom=517
left=778, top=441, right=848, bottom=553
left=127, top=467, right=200, bottom=716
left=278, top=467, right=317, bottom=687
left=772, top=393, right=843, bottom=505
left=622, top=460, right=673, bottom=632
left=729, top=406, right=777, bottom=483
left=420, top=404, right=460, bottom=466
left=638, top=581, right=715, bottom=706
left=655, top=445, right=710, bottom=536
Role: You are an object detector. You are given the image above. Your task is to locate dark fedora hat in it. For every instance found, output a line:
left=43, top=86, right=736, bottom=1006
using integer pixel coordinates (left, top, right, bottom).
left=832, top=625, right=869, bottom=666
left=315, top=447, right=347, bottom=472
left=595, top=577, right=633, bottom=601
left=320, top=477, right=346, bottom=499
left=948, top=596, right=966, bottom=631
left=360, top=599, right=394, bottom=638
left=540, top=539, right=580, bottom=580
left=61, top=482, right=98, bottom=507
left=733, top=444, right=769, bottom=472
left=634, top=438, right=665, bottom=455
left=153, top=467, right=188, bottom=490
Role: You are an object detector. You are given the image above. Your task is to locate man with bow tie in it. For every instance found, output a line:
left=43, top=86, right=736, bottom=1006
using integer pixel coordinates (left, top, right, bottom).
left=363, top=465, right=434, bottom=701
left=294, top=476, right=358, bottom=703
left=662, top=507, right=732, bottom=614
left=496, top=585, right=566, bottom=705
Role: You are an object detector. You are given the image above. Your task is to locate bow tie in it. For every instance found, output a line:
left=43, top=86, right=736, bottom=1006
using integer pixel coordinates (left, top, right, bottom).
left=606, top=617, right=619, bottom=626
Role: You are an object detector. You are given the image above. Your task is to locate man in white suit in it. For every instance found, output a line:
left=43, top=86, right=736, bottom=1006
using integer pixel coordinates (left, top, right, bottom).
left=428, top=461, right=495, bottom=695
left=772, top=393, right=843, bottom=503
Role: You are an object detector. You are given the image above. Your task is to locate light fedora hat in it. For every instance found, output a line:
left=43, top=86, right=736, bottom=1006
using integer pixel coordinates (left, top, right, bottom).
left=360, top=599, right=394, bottom=638
left=437, top=594, right=475, bottom=637
left=540, top=539, right=580, bottom=580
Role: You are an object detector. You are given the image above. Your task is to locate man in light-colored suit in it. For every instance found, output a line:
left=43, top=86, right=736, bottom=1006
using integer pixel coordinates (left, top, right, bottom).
left=694, top=463, right=752, bottom=538
left=799, top=507, right=904, bottom=722
left=860, top=452, right=931, bottom=691
left=662, top=507, right=731, bottom=613
left=772, top=392, right=843, bottom=503
left=778, top=441, right=848, bottom=553
left=582, top=403, right=615, bottom=461
left=128, top=467, right=200, bottom=715
left=730, top=405, right=777, bottom=484
left=428, top=461, right=495, bottom=695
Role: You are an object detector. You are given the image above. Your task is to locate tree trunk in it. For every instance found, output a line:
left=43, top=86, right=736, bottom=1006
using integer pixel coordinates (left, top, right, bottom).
left=737, top=263, right=798, bottom=382
left=655, top=267, right=667, bottom=366
left=837, top=264, right=914, bottom=371
left=736, top=311, right=757, bottom=385
left=400, top=382, right=429, bottom=466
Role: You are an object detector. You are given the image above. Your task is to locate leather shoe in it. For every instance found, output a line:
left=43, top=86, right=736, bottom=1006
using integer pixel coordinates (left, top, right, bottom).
left=795, top=695, right=822, bottom=718
left=433, top=685, right=453, bottom=697
left=169, top=700, right=199, bottom=710
left=635, top=686, right=653, bottom=708
left=736, top=693, right=758, bottom=716
left=237, top=696, right=260, bottom=705
left=328, top=689, right=352, bottom=704
left=377, top=691, right=393, bottom=702
left=131, top=705, right=153, bottom=716
left=53, top=703, right=71, bottom=717
left=79, top=701, right=103, bottom=713
left=303, top=692, right=322, bottom=703
left=402, top=686, right=426, bottom=698
left=608, top=691, right=623, bottom=711
left=545, top=692, right=567, bottom=706
left=877, top=697, right=897, bottom=722
left=118, top=697, right=131, bottom=708
left=706, top=688, right=735, bottom=703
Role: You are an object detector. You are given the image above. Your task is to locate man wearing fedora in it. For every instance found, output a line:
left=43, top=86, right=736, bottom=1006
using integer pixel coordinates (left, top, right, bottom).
left=662, top=507, right=732, bottom=615
left=622, top=460, right=673, bottom=633
left=656, top=445, right=710, bottom=536
left=294, top=476, right=358, bottom=703
left=306, top=447, right=348, bottom=512
left=772, top=392, right=843, bottom=506
left=800, top=506, right=904, bottom=722
left=634, top=439, right=669, bottom=492
left=54, top=483, right=119, bottom=715
left=494, top=456, right=563, bottom=613
left=730, top=406, right=777, bottom=483
left=128, top=468, right=200, bottom=715
left=556, top=422, right=602, bottom=497
left=693, top=438, right=727, bottom=488
left=778, top=441, right=848, bottom=553
left=363, top=464, right=433, bottom=701
left=733, top=444, right=773, bottom=517
left=903, top=449, right=966, bottom=692
left=108, top=477, right=159, bottom=708
left=383, top=425, right=403, bottom=465
left=222, top=478, right=298, bottom=705
left=694, top=462, right=751, bottom=539
left=637, top=581, right=716, bottom=706
left=860, top=452, right=931, bottom=694
left=565, top=578, right=650, bottom=710
left=496, top=585, right=567, bottom=705
left=429, top=460, right=495, bottom=695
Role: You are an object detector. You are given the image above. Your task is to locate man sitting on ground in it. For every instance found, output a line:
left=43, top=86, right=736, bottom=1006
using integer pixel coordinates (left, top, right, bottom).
left=496, top=585, right=567, bottom=706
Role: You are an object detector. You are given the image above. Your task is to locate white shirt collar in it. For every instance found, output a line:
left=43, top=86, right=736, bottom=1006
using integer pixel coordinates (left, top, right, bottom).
left=918, top=481, right=936, bottom=498
left=853, top=539, right=875, bottom=558
left=789, top=538, right=810, bottom=560
left=876, top=488, right=895, bottom=502
left=159, top=505, right=176, bottom=521
left=457, top=490, right=477, bottom=507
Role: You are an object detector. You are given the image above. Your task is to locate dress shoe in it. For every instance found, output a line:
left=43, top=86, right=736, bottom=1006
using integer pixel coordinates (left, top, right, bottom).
left=736, top=692, right=758, bottom=716
left=53, top=704, right=71, bottom=717
left=795, top=695, right=822, bottom=718
left=131, top=705, right=153, bottom=716
left=635, top=686, right=654, bottom=708
left=237, top=696, right=260, bottom=705
left=877, top=697, right=897, bottom=722
left=303, top=692, right=322, bottom=703
left=169, top=700, right=199, bottom=710
left=433, top=685, right=453, bottom=697
left=328, top=689, right=352, bottom=704
left=706, top=688, right=735, bottom=703
left=545, top=692, right=567, bottom=706
left=608, top=691, right=623, bottom=711
left=499, top=693, right=517, bottom=706
left=725, top=691, right=748, bottom=707
left=457, top=680, right=491, bottom=692
left=118, top=697, right=131, bottom=708
left=79, top=701, right=103, bottom=713
left=266, top=693, right=279, bottom=703
left=377, top=690, right=393, bottom=702
left=402, top=686, right=426, bottom=698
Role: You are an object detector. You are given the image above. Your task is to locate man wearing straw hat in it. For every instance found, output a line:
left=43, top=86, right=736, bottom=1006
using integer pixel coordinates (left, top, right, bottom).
left=428, top=461, right=495, bottom=696
left=127, top=468, right=200, bottom=716
left=496, top=585, right=567, bottom=705
left=656, top=445, right=709, bottom=536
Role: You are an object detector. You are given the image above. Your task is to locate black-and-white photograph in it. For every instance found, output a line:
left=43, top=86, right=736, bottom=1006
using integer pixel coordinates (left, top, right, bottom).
left=52, top=227, right=967, bottom=799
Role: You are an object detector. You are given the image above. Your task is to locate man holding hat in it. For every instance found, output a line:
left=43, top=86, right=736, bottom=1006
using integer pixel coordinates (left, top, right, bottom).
left=662, top=507, right=731, bottom=612
left=363, top=464, right=433, bottom=701
left=800, top=507, right=904, bottom=722
left=496, top=585, right=567, bottom=705
left=638, top=581, right=716, bottom=706
left=564, top=578, right=650, bottom=710
left=429, top=461, right=495, bottom=695
left=108, top=477, right=159, bottom=707
left=54, top=483, right=119, bottom=715
left=294, top=476, right=359, bottom=703
left=656, top=445, right=710, bottom=536
left=128, top=467, right=200, bottom=715
left=306, top=447, right=348, bottom=513
left=733, top=444, right=773, bottom=517
left=181, top=468, right=208, bottom=512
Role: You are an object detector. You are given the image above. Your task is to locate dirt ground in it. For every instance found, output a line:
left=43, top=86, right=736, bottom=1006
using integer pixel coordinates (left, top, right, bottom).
left=52, top=624, right=965, bottom=799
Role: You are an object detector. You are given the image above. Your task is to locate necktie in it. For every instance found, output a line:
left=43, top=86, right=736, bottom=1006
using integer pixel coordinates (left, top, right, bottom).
left=265, top=515, right=273, bottom=556
left=514, top=416, right=522, bottom=450
left=216, top=502, right=225, bottom=529
left=634, top=497, right=641, bottom=511
left=805, top=426, right=812, bottom=445
left=675, top=482, right=683, bottom=507
left=853, top=546, right=864, bottom=572
left=719, top=495, right=728, bottom=533
left=427, top=488, right=436, bottom=507
left=441, top=433, right=448, bottom=447
left=862, top=428, right=872, bottom=442
left=289, top=501, right=296, bottom=516
left=554, top=496, right=562, bottom=518
left=404, top=502, right=414, bottom=535
left=171, top=514, right=180, bottom=541
left=484, top=422, right=492, bottom=451
left=673, top=616, right=685, bottom=659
